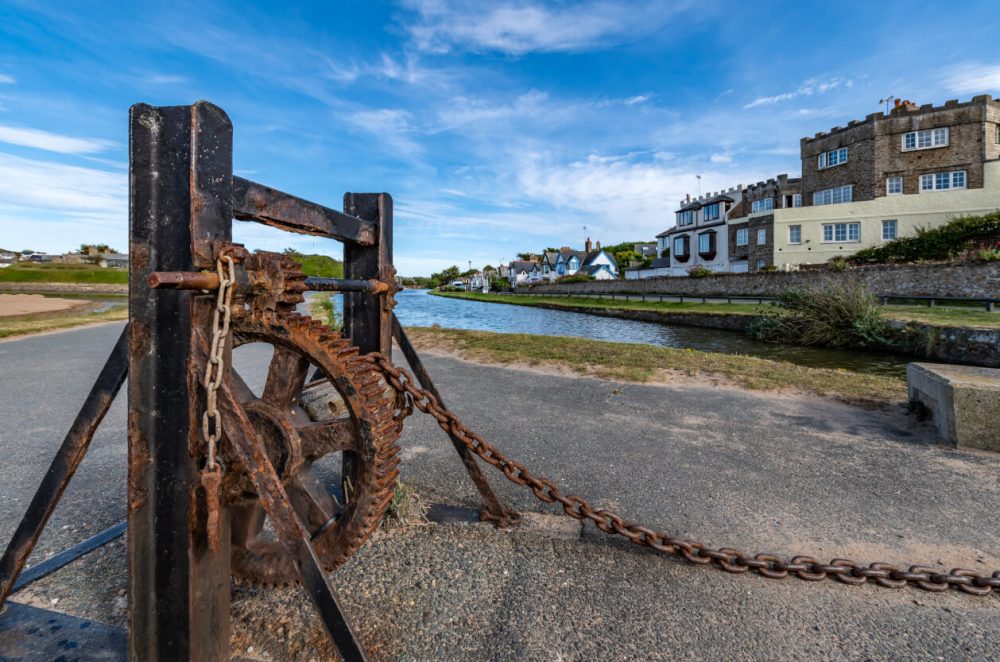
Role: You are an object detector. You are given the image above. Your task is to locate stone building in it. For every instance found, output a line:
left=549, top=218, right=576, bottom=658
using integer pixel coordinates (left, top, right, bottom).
left=656, top=186, right=743, bottom=276
left=774, top=94, right=1000, bottom=268
left=728, top=174, right=801, bottom=272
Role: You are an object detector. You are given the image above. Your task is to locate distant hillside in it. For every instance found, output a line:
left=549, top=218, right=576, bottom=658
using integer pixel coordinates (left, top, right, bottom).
left=283, top=249, right=344, bottom=278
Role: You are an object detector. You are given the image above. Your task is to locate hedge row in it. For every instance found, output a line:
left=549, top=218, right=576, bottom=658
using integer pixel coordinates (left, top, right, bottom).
left=849, top=211, right=1000, bottom=265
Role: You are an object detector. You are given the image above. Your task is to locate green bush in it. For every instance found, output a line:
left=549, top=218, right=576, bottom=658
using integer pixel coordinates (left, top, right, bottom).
left=686, top=265, right=713, bottom=278
left=309, top=293, right=341, bottom=329
left=556, top=273, right=594, bottom=284
left=748, top=281, right=888, bottom=349
left=438, top=285, right=465, bottom=292
left=827, top=256, right=850, bottom=272
left=849, top=211, right=1000, bottom=265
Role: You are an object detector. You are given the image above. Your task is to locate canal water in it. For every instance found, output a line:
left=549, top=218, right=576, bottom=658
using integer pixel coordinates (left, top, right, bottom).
left=388, top=290, right=909, bottom=377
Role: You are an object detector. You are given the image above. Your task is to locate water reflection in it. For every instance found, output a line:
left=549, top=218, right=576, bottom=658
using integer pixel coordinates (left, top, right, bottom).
left=319, top=289, right=910, bottom=377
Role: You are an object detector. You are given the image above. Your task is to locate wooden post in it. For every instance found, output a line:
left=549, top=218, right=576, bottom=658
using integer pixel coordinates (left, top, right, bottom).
left=127, top=102, right=233, bottom=661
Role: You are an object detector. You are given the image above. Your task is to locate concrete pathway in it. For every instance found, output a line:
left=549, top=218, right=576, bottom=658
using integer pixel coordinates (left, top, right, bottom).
left=1, top=322, right=998, bottom=660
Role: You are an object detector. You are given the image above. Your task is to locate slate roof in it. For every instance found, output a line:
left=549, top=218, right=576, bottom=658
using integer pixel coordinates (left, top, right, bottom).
left=510, top=260, right=538, bottom=273
left=581, top=249, right=617, bottom=270
left=578, top=264, right=612, bottom=276
left=542, top=251, right=559, bottom=268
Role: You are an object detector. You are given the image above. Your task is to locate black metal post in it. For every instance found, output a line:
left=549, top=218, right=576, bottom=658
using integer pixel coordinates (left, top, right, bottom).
left=127, top=101, right=233, bottom=661
left=342, top=193, right=392, bottom=483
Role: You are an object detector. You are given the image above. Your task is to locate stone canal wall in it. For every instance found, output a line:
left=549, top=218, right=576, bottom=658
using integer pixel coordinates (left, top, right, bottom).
left=528, top=262, right=1000, bottom=299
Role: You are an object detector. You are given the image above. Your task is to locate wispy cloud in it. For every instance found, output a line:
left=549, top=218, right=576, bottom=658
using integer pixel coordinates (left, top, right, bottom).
left=743, top=77, right=853, bottom=109
left=0, top=73, right=14, bottom=84
left=0, top=125, right=115, bottom=154
left=146, top=73, right=188, bottom=84
left=943, top=62, right=1000, bottom=94
left=399, top=0, right=694, bottom=55
left=0, top=154, right=127, bottom=251
left=709, top=152, right=732, bottom=164
left=344, top=108, right=424, bottom=159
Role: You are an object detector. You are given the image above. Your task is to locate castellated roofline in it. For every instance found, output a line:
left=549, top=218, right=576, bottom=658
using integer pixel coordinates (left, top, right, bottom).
left=800, top=94, right=998, bottom=144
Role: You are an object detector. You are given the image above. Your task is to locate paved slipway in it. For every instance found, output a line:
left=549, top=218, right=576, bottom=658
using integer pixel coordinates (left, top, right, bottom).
left=1, top=322, right=998, bottom=661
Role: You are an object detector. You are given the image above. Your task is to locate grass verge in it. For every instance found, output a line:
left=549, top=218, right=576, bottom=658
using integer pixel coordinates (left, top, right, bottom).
left=0, top=303, right=128, bottom=339
left=0, top=264, right=128, bottom=284
left=432, top=290, right=761, bottom=316
left=405, top=326, right=905, bottom=407
left=434, top=290, right=1000, bottom=329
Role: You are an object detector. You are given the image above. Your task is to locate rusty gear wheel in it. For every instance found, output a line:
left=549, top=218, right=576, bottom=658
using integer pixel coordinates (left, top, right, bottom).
left=221, top=250, right=402, bottom=586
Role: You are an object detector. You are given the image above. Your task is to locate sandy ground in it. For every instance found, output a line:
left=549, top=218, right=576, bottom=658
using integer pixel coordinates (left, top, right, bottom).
left=0, top=293, right=89, bottom=317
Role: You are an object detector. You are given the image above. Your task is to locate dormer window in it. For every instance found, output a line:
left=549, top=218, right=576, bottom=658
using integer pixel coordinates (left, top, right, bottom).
left=677, top=209, right=694, bottom=226
left=703, top=203, right=721, bottom=221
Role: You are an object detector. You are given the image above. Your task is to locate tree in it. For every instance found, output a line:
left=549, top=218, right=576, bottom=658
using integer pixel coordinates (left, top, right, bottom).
left=482, top=264, right=494, bottom=272
left=515, top=252, right=535, bottom=260
left=614, top=249, right=641, bottom=267
left=430, top=265, right=461, bottom=288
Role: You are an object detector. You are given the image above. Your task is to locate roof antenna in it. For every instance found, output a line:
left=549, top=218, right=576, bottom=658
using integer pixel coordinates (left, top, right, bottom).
left=879, top=95, right=895, bottom=115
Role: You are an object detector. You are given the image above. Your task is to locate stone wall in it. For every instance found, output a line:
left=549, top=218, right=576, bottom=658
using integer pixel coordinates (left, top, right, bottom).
left=527, top=262, right=1000, bottom=299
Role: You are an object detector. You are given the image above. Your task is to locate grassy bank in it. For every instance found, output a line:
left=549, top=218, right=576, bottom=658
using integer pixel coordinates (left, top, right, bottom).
left=406, top=326, right=905, bottom=407
left=432, top=290, right=760, bottom=316
left=0, top=263, right=128, bottom=284
left=0, top=303, right=127, bottom=339
left=433, top=290, right=1000, bottom=329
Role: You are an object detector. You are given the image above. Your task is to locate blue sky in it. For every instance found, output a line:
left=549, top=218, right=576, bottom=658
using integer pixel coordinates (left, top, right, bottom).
left=1, top=1, right=999, bottom=275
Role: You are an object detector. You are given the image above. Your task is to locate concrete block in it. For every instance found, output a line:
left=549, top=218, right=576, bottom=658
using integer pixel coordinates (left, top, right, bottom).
left=907, top=362, right=1000, bottom=452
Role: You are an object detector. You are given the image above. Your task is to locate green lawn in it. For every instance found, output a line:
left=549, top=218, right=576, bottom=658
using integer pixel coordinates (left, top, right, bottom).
left=432, top=290, right=762, bottom=316
left=434, top=290, right=1000, bottom=329
left=406, top=326, right=905, bottom=407
left=0, top=263, right=128, bottom=284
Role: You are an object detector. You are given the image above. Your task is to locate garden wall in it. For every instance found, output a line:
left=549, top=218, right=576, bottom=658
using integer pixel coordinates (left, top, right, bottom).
left=529, top=263, right=1000, bottom=299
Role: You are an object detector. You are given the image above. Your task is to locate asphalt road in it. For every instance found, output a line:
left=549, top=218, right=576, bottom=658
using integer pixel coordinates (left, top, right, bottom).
left=1, top=322, right=998, bottom=660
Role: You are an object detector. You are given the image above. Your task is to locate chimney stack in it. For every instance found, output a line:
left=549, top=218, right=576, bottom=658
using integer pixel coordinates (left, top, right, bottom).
left=596, top=241, right=601, bottom=251
left=585, top=237, right=593, bottom=253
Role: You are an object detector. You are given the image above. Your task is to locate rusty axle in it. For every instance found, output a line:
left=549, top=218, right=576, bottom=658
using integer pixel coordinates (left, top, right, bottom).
left=148, top=271, right=391, bottom=294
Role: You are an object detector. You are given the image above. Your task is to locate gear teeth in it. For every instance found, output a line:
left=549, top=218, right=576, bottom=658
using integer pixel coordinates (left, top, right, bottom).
left=228, top=293, right=401, bottom=587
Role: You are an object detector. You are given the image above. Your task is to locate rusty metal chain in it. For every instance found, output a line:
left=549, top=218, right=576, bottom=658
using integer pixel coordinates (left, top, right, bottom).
left=200, top=254, right=236, bottom=551
left=366, top=352, right=1000, bottom=597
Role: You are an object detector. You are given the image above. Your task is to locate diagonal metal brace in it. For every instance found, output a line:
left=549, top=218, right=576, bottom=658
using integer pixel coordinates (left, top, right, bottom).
left=216, top=381, right=368, bottom=662
left=391, top=314, right=517, bottom=526
left=0, top=327, right=129, bottom=607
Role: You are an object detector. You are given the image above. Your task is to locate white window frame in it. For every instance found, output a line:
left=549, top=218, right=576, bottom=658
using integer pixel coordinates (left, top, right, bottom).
left=817, top=147, right=848, bottom=169
left=886, top=176, right=903, bottom=195
left=813, top=185, right=853, bottom=206
left=678, top=209, right=694, bottom=226
left=919, top=170, right=966, bottom=192
left=822, top=222, right=860, bottom=243
left=881, top=219, right=898, bottom=241
left=757, top=228, right=767, bottom=245
left=703, top=203, right=721, bottom=221
left=788, top=225, right=801, bottom=244
left=751, top=197, right=773, bottom=213
left=791, top=193, right=802, bottom=208
left=902, top=127, right=949, bottom=151
left=735, top=227, right=748, bottom=246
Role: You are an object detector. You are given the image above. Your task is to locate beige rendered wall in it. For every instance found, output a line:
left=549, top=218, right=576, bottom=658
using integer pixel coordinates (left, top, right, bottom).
left=772, top=160, right=1000, bottom=269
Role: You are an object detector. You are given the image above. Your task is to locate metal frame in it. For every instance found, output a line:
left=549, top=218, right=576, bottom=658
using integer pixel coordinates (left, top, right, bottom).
left=0, top=100, right=512, bottom=660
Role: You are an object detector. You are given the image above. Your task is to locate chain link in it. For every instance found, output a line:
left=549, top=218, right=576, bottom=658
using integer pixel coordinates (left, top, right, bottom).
left=367, top=352, right=1000, bottom=597
left=202, top=255, right=236, bottom=471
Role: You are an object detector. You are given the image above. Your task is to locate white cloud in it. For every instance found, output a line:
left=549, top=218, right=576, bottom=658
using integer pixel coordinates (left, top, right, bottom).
left=709, top=153, right=732, bottom=164
left=399, top=0, right=693, bottom=55
left=146, top=73, right=188, bottom=84
left=944, top=62, right=1000, bottom=94
left=744, top=77, right=852, bottom=109
left=0, top=73, right=14, bottom=84
left=624, top=95, right=650, bottom=106
left=0, top=125, right=115, bottom=154
left=0, top=154, right=127, bottom=252
left=344, top=108, right=424, bottom=159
